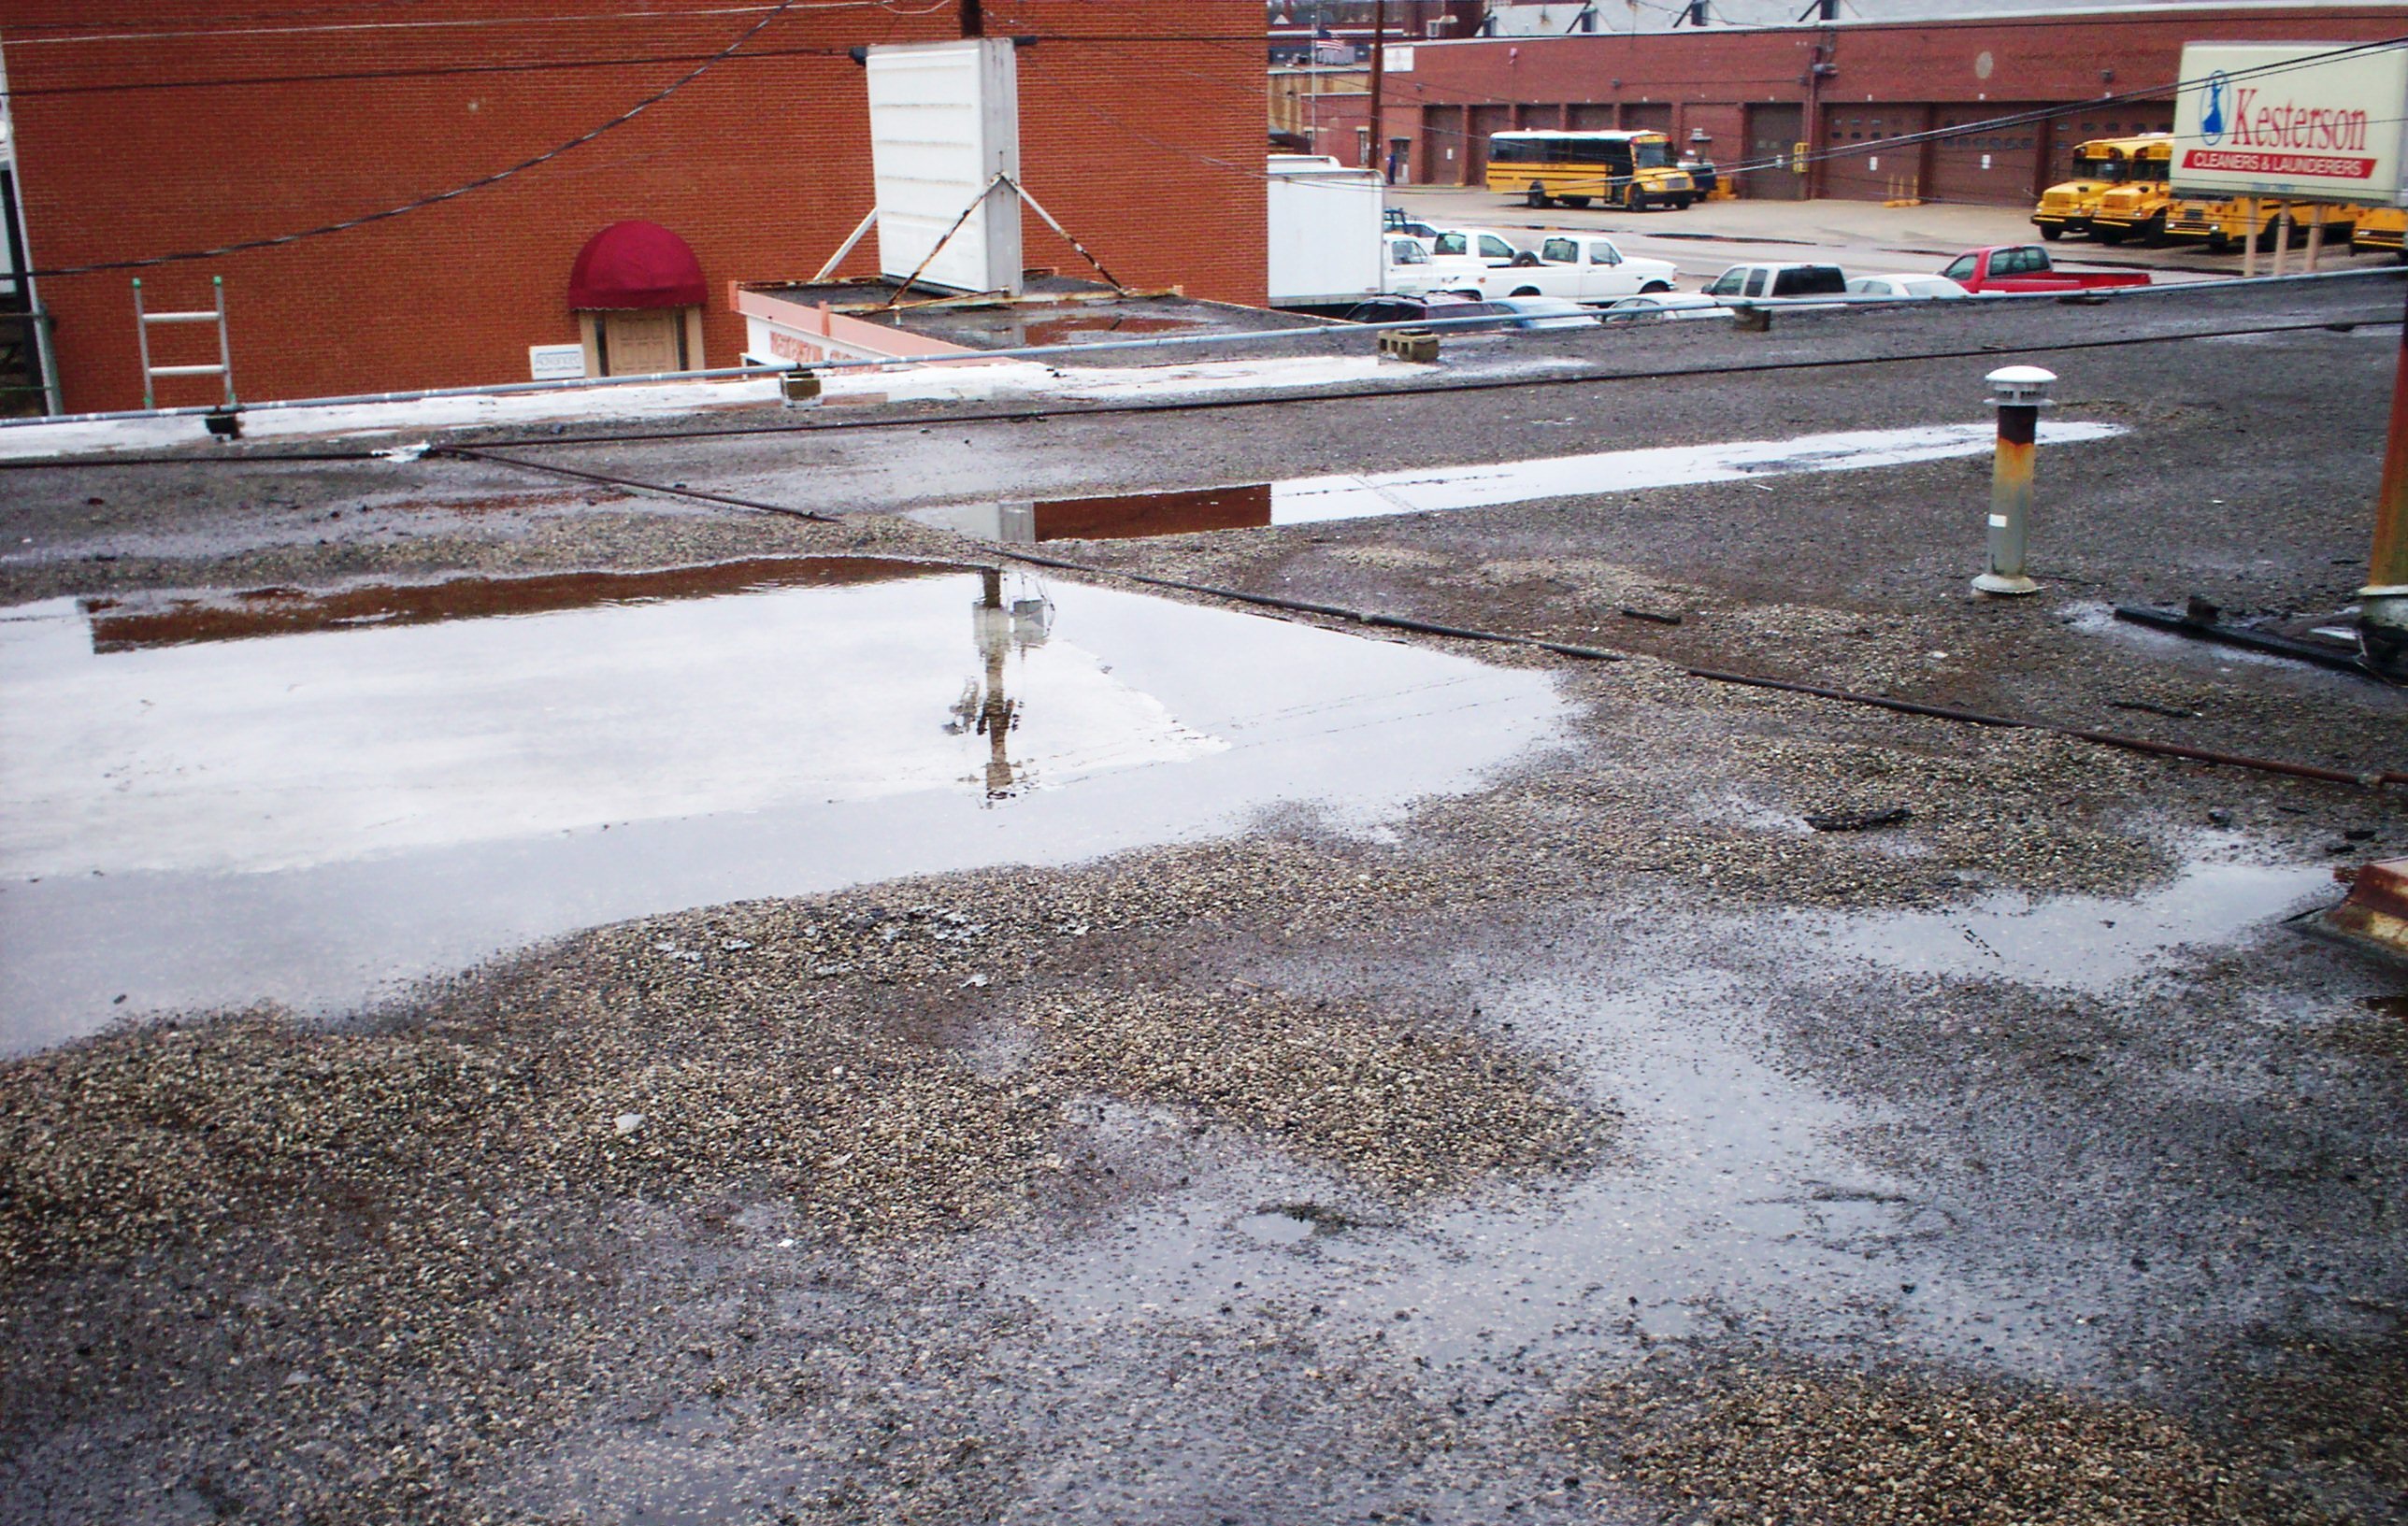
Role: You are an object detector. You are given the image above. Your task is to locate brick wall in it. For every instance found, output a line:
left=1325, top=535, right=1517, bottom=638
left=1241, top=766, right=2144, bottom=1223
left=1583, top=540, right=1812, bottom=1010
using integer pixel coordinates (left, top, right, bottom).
left=1361, top=5, right=2408, bottom=202
left=2, top=1, right=1267, bottom=411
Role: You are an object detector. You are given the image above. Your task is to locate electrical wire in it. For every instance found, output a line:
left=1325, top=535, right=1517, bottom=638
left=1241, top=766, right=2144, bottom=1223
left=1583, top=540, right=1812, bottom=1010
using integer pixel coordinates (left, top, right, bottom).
left=3, top=0, right=951, bottom=45
left=1099, top=31, right=2408, bottom=211
left=0, top=42, right=859, bottom=100
left=1, top=293, right=2383, bottom=468
left=10, top=28, right=2401, bottom=277
left=501, top=307, right=2408, bottom=448
left=391, top=449, right=2408, bottom=792
left=1237, top=35, right=2408, bottom=193
left=16, top=0, right=814, bottom=278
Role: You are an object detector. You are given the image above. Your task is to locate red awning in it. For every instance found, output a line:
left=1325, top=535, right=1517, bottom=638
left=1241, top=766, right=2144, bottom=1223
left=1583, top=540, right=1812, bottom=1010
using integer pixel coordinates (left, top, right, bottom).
left=567, top=221, right=706, bottom=310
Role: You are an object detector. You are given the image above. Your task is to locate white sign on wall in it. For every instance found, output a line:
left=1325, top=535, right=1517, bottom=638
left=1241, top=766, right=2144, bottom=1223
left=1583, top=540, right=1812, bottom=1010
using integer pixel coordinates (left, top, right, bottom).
left=528, top=344, right=585, bottom=380
left=865, top=38, right=1024, bottom=296
left=1384, top=46, right=1414, bottom=73
left=2171, top=41, right=2408, bottom=206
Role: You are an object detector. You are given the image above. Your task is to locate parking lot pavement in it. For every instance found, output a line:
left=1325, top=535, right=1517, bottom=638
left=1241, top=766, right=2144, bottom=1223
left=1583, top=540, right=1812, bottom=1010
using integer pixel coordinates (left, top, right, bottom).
left=1388, top=185, right=2377, bottom=288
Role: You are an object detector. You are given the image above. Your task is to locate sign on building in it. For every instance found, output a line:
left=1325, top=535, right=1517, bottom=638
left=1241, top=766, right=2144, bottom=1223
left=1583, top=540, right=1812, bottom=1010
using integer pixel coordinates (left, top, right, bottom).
left=2171, top=41, right=2408, bottom=207
left=528, top=344, right=586, bottom=380
left=865, top=39, right=1025, bottom=297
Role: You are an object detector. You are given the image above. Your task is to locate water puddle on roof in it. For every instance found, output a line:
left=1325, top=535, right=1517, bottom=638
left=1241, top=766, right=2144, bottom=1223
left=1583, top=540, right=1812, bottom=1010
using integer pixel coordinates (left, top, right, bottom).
left=872, top=307, right=1210, bottom=350
left=1817, top=858, right=2335, bottom=993
left=0, top=559, right=1564, bottom=1052
left=1014, top=966, right=2114, bottom=1392
left=908, top=421, right=2127, bottom=542
left=1020, top=314, right=1206, bottom=348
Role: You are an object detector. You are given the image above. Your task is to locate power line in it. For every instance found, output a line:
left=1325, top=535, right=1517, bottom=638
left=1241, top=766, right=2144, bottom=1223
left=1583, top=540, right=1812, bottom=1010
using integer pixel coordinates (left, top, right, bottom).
left=14, top=29, right=2403, bottom=276
left=0, top=20, right=1251, bottom=100
left=0, top=0, right=945, bottom=46
left=0, top=295, right=2392, bottom=469
left=0, top=42, right=857, bottom=100
left=19, top=1, right=814, bottom=278
left=1109, top=36, right=2408, bottom=199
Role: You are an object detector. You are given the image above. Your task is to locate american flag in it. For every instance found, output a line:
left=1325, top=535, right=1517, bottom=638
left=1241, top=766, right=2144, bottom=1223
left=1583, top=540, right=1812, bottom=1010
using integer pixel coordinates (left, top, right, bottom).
left=1312, top=37, right=1354, bottom=64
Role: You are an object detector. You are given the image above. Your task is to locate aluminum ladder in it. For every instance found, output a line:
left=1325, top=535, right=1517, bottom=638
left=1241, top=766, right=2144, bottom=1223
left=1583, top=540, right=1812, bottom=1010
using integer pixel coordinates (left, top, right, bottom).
left=132, top=275, right=235, bottom=410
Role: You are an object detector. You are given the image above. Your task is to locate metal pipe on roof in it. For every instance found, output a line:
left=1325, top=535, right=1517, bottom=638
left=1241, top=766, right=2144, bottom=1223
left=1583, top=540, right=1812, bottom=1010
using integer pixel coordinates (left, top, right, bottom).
left=0, top=265, right=2400, bottom=432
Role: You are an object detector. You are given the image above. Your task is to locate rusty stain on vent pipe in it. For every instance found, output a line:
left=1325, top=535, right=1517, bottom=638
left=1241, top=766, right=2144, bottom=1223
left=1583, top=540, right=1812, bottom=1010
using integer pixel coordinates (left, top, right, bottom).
left=2302, top=858, right=2408, bottom=966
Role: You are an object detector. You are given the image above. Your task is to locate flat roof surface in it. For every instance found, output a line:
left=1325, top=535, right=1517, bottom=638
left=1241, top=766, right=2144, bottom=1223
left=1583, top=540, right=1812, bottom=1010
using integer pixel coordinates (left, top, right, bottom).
left=747, top=274, right=1331, bottom=364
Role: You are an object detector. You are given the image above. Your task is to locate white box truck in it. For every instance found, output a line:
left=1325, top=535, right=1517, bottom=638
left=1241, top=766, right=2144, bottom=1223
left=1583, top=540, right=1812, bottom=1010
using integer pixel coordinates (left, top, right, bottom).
left=1267, top=155, right=1388, bottom=312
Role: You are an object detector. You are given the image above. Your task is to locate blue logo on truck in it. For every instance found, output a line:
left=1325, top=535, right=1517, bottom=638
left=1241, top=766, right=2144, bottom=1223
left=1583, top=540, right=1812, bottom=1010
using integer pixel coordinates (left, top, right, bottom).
left=2200, top=71, right=2229, bottom=144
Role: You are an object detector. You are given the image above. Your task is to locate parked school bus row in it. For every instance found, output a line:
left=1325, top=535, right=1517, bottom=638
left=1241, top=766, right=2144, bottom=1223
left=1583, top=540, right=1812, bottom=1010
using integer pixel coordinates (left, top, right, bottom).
left=2032, top=130, right=2393, bottom=259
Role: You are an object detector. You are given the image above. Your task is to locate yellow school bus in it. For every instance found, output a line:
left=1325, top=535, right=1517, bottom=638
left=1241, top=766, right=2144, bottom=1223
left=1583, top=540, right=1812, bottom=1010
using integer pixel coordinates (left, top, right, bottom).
left=2032, top=134, right=2171, bottom=241
left=2086, top=138, right=2175, bottom=244
left=1485, top=130, right=1695, bottom=211
left=2356, top=207, right=2406, bottom=258
left=2180, top=198, right=2358, bottom=253
left=2164, top=195, right=2229, bottom=247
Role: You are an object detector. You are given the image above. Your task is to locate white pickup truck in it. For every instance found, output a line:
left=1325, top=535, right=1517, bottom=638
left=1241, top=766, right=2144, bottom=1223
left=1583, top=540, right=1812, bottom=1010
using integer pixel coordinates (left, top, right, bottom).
left=1413, top=230, right=1681, bottom=306
left=1383, top=235, right=1488, bottom=298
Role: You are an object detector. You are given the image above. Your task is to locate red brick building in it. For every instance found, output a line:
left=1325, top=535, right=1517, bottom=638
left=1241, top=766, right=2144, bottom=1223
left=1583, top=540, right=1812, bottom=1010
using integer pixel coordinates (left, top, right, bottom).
left=0, top=1, right=1267, bottom=413
left=1325, top=3, right=2408, bottom=205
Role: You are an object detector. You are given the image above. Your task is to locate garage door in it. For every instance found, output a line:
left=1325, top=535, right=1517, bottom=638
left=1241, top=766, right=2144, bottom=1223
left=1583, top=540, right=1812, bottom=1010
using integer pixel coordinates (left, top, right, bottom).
left=1820, top=105, right=1924, bottom=202
left=1422, top=105, right=1465, bottom=187
left=1466, top=105, right=1513, bottom=185
left=1623, top=103, right=1672, bottom=135
left=1928, top=104, right=2047, bottom=207
left=1742, top=103, right=1804, bottom=201
left=1568, top=103, right=1614, bottom=132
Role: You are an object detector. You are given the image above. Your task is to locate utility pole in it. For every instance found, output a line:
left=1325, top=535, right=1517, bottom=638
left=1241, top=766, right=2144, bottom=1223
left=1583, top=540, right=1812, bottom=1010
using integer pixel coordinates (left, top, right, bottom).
left=2364, top=281, right=2408, bottom=678
left=1368, top=0, right=1388, bottom=178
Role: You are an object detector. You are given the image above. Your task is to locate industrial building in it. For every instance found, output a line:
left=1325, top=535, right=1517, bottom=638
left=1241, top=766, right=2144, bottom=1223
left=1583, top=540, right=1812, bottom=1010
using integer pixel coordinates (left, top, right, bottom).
left=1296, top=1, right=2408, bottom=204
left=0, top=1, right=1267, bottom=414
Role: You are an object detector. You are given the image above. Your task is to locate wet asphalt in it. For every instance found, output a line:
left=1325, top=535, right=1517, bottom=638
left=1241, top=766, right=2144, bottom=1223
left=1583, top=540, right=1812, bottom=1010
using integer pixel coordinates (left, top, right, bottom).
left=4, top=277, right=2408, bottom=1523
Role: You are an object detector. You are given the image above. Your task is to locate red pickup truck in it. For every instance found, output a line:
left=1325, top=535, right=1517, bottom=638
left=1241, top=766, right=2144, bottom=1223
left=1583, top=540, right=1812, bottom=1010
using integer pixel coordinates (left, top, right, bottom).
left=1940, top=245, right=2153, bottom=294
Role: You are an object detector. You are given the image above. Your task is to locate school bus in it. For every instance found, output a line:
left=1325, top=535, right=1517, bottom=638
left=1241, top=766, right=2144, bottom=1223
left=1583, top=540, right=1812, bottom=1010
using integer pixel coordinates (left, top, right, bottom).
left=2031, top=134, right=2171, bottom=241
left=2169, top=198, right=2358, bottom=253
left=2086, top=138, right=2175, bottom=244
left=2356, top=207, right=2406, bottom=259
left=1485, top=131, right=1696, bottom=211
left=2163, top=195, right=2229, bottom=247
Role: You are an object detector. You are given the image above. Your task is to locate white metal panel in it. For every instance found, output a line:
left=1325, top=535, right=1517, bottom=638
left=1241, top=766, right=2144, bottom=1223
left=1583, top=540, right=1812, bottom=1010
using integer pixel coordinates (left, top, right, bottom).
left=2171, top=41, right=2408, bottom=207
left=866, top=39, right=1023, bottom=295
left=1266, top=159, right=1385, bottom=307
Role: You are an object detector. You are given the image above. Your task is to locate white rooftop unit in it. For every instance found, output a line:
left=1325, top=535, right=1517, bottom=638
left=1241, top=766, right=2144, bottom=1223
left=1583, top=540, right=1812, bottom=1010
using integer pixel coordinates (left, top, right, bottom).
left=865, top=38, right=1024, bottom=297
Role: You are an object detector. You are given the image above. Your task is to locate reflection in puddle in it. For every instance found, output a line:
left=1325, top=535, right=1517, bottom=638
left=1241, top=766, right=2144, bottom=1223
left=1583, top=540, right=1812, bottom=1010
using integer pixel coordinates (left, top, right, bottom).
left=1021, top=969, right=2106, bottom=1383
left=922, top=485, right=1273, bottom=544
left=1236, top=1210, right=1316, bottom=1247
left=1820, top=859, right=2333, bottom=993
left=1, top=563, right=1564, bottom=1051
left=1019, top=851, right=2322, bottom=1402
left=79, top=557, right=953, bottom=653
left=908, top=421, right=2128, bottom=542
left=1020, top=314, right=1202, bottom=348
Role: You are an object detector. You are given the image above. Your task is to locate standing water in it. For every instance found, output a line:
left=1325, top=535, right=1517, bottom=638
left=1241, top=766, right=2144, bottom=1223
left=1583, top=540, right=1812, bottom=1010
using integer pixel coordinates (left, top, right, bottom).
left=0, top=559, right=1564, bottom=1050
